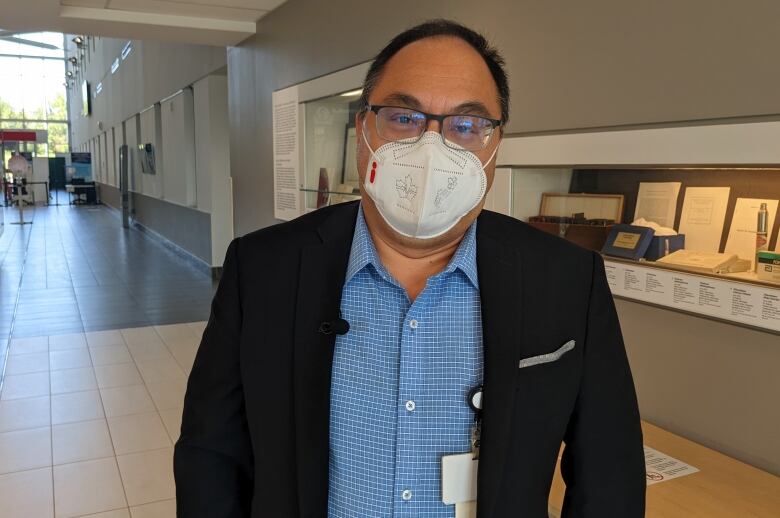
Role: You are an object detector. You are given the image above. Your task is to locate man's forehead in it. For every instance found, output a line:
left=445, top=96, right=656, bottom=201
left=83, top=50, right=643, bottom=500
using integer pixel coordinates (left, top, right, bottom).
left=370, top=36, right=501, bottom=117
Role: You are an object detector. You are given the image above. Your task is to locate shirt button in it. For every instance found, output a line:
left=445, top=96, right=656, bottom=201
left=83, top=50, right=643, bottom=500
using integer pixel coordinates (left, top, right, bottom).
left=409, top=319, right=418, bottom=329
left=401, top=489, right=413, bottom=501
left=405, top=400, right=416, bottom=412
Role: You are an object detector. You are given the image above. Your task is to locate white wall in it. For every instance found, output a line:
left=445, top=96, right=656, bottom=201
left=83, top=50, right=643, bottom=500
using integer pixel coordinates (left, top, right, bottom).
left=107, top=126, right=117, bottom=187
left=193, top=74, right=233, bottom=266
left=123, top=114, right=139, bottom=192
left=67, top=37, right=226, bottom=149
left=161, top=89, right=197, bottom=207
left=194, top=80, right=212, bottom=212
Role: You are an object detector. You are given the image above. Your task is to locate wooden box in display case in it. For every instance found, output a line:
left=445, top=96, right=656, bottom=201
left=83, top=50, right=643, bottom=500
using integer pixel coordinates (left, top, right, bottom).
left=528, top=192, right=625, bottom=251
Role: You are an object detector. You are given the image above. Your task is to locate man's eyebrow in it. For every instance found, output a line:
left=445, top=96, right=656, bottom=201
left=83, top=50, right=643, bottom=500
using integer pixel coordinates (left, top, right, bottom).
left=450, top=101, right=495, bottom=119
left=376, top=94, right=497, bottom=120
left=377, top=92, right=422, bottom=110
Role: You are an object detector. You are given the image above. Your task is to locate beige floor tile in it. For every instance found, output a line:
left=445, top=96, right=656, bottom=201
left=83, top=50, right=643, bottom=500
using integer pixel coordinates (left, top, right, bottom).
left=94, top=363, right=143, bottom=389
left=154, top=323, right=196, bottom=344
left=78, top=509, right=131, bottom=518
left=50, top=349, right=92, bottom=371
left=126, top=342, right=172, bottom=363
left=0, top=467, right=54, bottom=518
left=158, top=408, right=182, bottom=443
left=116, top=447, right=175, bottom=506
left=54, top=457, right=127, bottom=518
left=145, top=378, right=186, bottom=412
left=130, top=498, right=175, bottom=518
left=49, top=332, right=87, bottom=351
left=52, top=390, right=105, bottom=425
left=100, top=385, right=156, bottom=418
left=53, top=419, right=114, bottom=465
left=107, top=412, right=171, bottom=455
left=0, top=395, right=51, bottom=433
left=51, top=367, right=98, bottom=394
left=185, top=321, right=207, bottom=336
left=135, top=357, right=185, bottom=385
left=9, top=336, right=49, bottom=356
left=90, top=345, right=133, bottom=367
left=0, top=426, right=51, bottom=474
left=120, top=327, right=162, bottom=346
left=4, top=351, right=50, bottom=375
left=86, top=330, right=125, bottom=348
left=0, top=371, right=50, bottom=400
left=166, top=342, right=197, bottom=376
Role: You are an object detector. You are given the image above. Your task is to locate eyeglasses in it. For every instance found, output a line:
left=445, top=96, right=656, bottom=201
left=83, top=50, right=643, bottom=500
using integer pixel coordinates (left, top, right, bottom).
left=367, top=105, right=502, bottom=152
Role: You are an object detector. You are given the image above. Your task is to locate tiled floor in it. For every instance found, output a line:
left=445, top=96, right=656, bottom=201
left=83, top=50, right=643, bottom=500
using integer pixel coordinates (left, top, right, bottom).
left=0, top=322, right=204, bottom=518
left=0, top=200, right=217, bottom=385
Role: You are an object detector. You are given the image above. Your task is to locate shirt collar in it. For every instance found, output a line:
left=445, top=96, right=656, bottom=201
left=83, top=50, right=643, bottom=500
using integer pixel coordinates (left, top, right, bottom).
left=345, top=204, right=480, bottom=289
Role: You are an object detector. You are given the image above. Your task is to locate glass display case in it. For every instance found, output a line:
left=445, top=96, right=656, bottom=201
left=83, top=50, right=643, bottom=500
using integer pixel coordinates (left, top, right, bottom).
left=300, top=89, right=363, bottom=212
left=495, top=161, right=780, bottom=334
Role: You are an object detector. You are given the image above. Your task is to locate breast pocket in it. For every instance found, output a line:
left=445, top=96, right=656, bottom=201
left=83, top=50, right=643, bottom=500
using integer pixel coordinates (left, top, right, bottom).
left=514, top=339, right=581, bottom=423
left=518, top=339, right=575, bottom=369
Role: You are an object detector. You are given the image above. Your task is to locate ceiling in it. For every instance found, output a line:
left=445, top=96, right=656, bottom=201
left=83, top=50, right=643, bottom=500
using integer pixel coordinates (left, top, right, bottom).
left=0, top=0, right=287, bottom=46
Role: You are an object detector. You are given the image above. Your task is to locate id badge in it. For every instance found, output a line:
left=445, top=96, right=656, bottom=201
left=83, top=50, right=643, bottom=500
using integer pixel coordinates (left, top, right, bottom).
left=442, top=452, right=478, bottom=517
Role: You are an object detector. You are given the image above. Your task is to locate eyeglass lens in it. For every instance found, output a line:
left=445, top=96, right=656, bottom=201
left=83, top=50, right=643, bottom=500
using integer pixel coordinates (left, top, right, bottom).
left=375, top=107, right=494, bottom=150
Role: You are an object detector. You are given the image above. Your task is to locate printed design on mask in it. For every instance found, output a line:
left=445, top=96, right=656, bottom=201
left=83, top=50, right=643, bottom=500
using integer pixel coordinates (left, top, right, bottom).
left=434, top=177, right=458, bottom=208
left=396, top=174, right=418, bottom=201
left=439, top=148, right=470, bottom=170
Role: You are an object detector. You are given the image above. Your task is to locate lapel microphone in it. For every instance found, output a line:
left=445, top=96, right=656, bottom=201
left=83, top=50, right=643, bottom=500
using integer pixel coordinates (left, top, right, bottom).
left=317, top=318, right=350, bottom=335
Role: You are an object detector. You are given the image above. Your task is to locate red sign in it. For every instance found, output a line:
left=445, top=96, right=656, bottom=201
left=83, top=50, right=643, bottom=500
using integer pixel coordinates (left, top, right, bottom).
left=0, top=130, right=38, bottom=142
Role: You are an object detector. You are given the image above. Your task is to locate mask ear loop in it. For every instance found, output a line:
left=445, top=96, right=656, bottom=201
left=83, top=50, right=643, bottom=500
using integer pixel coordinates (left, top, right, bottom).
left=481, top=140, right=500, bottom=169
left=360, top=113, right=386, bottom=187
left=360, top=113, right=380, bottom=161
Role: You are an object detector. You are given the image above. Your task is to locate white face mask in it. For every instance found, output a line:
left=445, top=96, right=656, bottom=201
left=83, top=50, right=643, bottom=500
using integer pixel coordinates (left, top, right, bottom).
left=362, top=129, right=498, bottom=239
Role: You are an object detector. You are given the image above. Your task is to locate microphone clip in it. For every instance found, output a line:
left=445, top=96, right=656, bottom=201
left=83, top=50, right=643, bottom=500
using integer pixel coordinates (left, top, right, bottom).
left=318, top=318, right=350, bottom=335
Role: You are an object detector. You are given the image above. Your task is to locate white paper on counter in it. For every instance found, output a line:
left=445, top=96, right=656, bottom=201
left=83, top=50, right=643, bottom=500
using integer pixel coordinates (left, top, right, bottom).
left=725, top=198, right=779, bottom=267
left=678, top=187, right=731, bottom=252
left=644, top=446, right=700, bottom=485
left=634, top=182, right=682, bottom=228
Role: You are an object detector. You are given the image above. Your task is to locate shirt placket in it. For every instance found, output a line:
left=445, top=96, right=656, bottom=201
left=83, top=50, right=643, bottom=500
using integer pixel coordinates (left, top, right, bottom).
left=393, top=285, right=431, bottom=516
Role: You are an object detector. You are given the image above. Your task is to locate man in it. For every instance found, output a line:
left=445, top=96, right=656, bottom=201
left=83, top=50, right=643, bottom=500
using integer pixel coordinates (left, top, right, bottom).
left=175, top=19, right=646, bottom=518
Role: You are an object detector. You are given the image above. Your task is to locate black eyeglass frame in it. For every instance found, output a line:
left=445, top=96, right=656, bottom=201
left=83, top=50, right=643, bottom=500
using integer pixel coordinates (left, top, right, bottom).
left=365, top=104, right=503, bottom=151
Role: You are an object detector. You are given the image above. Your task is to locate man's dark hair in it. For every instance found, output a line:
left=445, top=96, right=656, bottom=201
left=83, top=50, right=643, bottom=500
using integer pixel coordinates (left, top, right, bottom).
left=358, top=19, right=510, bottom=124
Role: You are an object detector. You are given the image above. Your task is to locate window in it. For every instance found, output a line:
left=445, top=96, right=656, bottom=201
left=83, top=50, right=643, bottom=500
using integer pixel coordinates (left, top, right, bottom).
left=0, top=32, right=69, bottom=162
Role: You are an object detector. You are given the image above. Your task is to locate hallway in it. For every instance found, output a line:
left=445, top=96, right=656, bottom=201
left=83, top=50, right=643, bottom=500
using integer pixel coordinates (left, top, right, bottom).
left=0, top=202, right=217, bottom=373
left=0, top=202, right=217, bottom=517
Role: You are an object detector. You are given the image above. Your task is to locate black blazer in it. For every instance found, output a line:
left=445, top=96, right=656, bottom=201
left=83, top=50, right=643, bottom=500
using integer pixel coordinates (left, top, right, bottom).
left=174, top=201, right=646, bottom=517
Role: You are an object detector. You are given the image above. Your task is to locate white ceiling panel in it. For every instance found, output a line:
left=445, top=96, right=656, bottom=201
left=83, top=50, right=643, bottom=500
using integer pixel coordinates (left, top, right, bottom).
left=0, top=0, right=287, bottom=46
left=108, top=0, right=267, bottom=22
left=62, top=0, right=108, bottom=7
left=178, top=0, right=286, bottom=10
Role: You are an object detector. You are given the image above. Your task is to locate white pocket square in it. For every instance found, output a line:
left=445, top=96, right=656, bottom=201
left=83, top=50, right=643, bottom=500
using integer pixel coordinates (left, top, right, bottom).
left=518, top=339, right=575, bottom=369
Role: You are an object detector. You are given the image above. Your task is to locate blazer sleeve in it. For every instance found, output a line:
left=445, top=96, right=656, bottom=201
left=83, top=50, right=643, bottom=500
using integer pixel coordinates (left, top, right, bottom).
left=560, top=252, right=646, bottom=517
left=174, top=238, right=254, bottom=517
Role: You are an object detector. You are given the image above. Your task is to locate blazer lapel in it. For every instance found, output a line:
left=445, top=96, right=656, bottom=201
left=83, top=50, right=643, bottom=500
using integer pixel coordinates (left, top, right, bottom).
left=293, top=202, right=358, bottom=518
left=476, top=213, right=524, bottom=518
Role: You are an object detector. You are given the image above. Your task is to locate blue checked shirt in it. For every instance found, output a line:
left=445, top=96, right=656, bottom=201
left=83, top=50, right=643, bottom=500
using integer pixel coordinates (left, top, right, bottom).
left=328, top=206, right=484, bottom=517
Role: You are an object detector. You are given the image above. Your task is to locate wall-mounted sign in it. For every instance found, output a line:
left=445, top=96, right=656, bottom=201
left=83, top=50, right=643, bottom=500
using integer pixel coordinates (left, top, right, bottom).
left=272, top=85, right=301, bottom=221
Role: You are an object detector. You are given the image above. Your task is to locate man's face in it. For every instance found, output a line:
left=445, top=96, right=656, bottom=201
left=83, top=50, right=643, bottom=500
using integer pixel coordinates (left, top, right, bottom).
left=356, top=36, right=503, bottom=247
